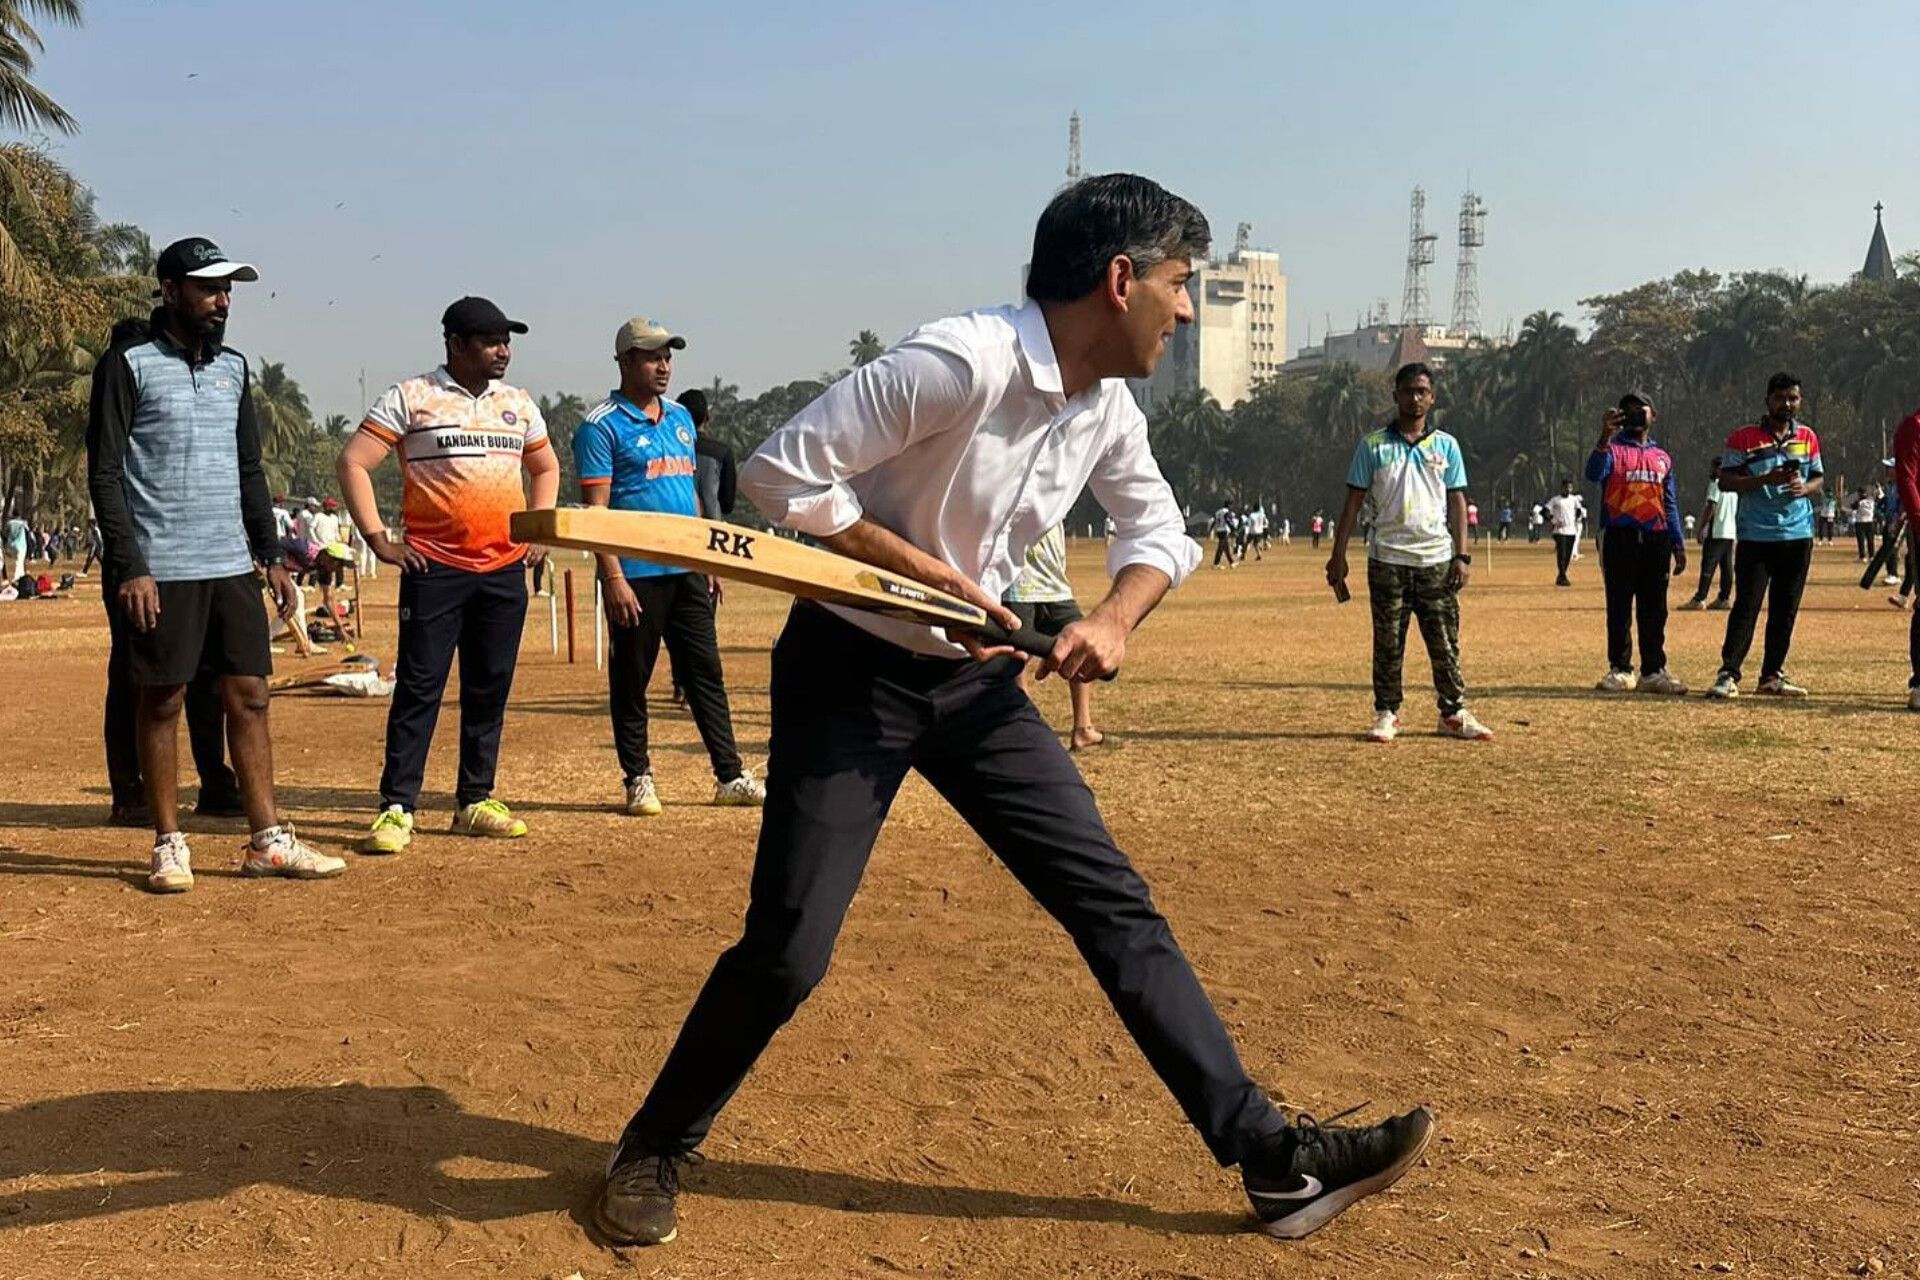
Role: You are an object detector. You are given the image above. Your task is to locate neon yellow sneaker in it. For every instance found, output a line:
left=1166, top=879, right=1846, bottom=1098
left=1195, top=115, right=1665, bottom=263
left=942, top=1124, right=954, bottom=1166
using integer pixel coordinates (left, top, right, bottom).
left=451, top=797, right=528, bottom=839
left=360, top=805, right=413, bottom=855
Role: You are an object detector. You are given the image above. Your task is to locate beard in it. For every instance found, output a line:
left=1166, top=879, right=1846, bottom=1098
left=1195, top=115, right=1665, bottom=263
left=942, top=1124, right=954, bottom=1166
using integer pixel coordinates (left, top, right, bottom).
left=185, top=310, right=227, bottom=342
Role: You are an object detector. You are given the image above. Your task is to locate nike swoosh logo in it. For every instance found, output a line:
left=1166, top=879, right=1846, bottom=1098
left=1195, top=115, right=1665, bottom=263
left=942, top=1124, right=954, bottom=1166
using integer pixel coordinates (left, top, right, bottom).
left=1248, top=1175, right=1323, bottom=1202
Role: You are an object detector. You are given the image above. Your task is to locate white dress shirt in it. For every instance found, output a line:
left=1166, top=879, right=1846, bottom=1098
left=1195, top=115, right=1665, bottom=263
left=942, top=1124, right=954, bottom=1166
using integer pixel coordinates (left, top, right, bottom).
left=741, top=300, right=1201, bottom=656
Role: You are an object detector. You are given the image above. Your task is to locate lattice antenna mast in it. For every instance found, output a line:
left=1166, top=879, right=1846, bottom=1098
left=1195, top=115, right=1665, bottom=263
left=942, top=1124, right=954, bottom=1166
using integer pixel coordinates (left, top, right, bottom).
left=1400, top=186, right=1438, bottom=328
left=1450, top=191, right=1487, bottom=336
left=1066, top=111, right=1083, bottom=183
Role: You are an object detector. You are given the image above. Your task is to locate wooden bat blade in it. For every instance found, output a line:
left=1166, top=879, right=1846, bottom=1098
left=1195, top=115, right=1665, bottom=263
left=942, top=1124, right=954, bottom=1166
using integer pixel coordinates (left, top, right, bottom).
left=511, top=509, right=1059, bottom=659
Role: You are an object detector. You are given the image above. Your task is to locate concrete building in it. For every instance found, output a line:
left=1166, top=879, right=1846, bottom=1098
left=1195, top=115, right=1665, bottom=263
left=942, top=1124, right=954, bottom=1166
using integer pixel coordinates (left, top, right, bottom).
left=1280, top=321, right=1482, bottom=377
left=1132, top=245, right=1287, bottom=413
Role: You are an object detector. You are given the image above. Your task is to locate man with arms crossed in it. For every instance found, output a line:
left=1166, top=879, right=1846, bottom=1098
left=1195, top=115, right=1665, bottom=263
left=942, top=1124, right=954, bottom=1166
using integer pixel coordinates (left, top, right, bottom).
left=1707, top=372, right=1824, bottom=699
left=339, top=297, right=559, bottom=852
left=574, top=318, right=763, bottom=815
left=1326, top=362, right=1493, bottom=744
left=594, top=175, right=1432, bottom=1248
left=87, top=237, right=344, bottom=890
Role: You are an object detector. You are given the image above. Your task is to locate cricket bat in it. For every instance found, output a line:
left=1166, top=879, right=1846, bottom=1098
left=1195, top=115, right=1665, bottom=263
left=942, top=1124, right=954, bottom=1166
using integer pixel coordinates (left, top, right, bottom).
left=511, top=508, right=1063, bottom=659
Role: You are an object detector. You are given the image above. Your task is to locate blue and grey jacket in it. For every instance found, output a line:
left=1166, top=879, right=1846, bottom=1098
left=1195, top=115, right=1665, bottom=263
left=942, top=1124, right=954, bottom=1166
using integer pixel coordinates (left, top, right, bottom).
left=85, top=310, right=279, bottom=583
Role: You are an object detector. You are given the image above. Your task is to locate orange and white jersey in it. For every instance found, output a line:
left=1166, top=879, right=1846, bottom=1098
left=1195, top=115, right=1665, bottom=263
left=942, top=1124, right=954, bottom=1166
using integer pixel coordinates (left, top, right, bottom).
left=358, top=366, right=549, bottom=573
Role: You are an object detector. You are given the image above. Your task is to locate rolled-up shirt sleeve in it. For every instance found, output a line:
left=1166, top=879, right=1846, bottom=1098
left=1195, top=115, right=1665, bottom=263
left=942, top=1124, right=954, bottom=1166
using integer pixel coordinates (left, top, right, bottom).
left=1088, top=403, right=1202, bottom=589
left=739, top=341, right=977, bottom=537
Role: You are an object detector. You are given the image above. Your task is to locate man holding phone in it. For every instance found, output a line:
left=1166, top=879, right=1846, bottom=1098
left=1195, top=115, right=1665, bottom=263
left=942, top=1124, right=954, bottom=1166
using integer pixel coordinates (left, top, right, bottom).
left=1327, top=361, right=1491, bottom=743
left=1585, top=392, right=1687, bottom=693
left=1707, top=372, right=1824, bottom=699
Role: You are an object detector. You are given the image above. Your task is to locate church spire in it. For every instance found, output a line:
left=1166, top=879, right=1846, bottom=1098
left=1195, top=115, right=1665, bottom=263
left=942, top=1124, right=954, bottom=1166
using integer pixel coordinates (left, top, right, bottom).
left=1862, top=202, right=1895, bottom=281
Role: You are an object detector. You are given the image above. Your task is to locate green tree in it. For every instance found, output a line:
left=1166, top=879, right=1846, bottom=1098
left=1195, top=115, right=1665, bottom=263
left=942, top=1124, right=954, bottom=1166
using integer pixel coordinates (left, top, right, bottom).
left=0, top=0, right=81, bottom=137
left=849, top=329, right=885, bottom=366
left=1507, top=310, right=1583, bottom=485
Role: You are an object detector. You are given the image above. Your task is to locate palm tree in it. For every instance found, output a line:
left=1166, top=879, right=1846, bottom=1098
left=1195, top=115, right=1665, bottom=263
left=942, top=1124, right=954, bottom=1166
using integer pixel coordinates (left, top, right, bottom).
left=250, top=361, right=312, bottom=480
left=321, top=413, right=351, bottom=435
left=0, top=0, right=83, bottom=135
left=1309, top=362, right=1379, bottom=446
left=1507, top=310, right=1582, bottom=483
left=849, top=330, right=885, bottom=367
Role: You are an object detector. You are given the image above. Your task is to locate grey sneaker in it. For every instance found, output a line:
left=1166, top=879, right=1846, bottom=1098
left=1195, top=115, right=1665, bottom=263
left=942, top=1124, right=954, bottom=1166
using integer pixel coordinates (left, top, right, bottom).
left=1638, top=669, right=1688, bottom=696
left=594, top=1147, right=703, bottom=1246
left=1707, top=672, right=1739, bottom=699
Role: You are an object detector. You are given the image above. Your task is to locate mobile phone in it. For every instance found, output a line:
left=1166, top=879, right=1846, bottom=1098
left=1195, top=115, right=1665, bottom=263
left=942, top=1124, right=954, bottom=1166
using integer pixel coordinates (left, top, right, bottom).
left=1332, top=580, right=1351, bottom=603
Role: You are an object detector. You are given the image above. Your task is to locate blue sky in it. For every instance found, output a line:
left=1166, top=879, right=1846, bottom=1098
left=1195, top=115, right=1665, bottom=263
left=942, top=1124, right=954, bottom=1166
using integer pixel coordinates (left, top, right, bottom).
left=27, top=0, right=1914, bottom=421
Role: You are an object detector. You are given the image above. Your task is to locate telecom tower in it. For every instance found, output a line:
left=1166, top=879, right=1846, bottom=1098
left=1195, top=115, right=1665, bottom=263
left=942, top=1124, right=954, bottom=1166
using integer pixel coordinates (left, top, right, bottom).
left=1399, top=186, right=1438, bottom=329
left=1450, top=191, right=1487, bottom=337
left=1066, top=111, right=1083, bottom=183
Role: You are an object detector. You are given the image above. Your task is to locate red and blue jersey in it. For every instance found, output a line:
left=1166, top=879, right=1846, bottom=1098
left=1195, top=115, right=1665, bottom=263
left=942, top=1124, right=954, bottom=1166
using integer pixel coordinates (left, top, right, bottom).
left=1721, top=421, right=1821, bottom=542
left=1584, top=435, right=1683, bottom=548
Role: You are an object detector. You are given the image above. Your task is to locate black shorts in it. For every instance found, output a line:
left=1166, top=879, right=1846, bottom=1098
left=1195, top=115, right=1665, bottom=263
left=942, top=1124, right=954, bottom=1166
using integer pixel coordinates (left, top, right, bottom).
left=126, top=573, right=272, bottom=686
left=1005, top=598, right=1083, bottom=637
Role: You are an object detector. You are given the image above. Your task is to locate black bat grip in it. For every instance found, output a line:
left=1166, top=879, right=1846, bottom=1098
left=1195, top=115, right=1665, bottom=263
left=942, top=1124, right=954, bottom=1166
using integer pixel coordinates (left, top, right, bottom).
left=975, top=620, right=1118, bottom=681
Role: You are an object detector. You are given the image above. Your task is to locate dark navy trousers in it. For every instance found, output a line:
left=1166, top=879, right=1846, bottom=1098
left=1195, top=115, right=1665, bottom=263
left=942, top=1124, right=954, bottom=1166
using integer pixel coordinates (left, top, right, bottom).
left=379, top=560, right=527, bottom=812
left=625, top=604, right=1284, bottom=1167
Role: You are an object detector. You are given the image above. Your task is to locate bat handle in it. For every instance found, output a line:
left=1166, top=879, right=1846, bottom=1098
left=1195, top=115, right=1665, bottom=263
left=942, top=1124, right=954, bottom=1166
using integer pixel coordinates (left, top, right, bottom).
left=975, top=620, right=1119, bottom=682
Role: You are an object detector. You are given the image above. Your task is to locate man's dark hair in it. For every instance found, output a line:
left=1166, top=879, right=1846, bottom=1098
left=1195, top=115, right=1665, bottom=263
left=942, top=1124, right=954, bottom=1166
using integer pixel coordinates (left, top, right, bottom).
left=1394, top=361, right=1436, bottom=389
left=677, top=387, right=709, bottom=427
left=1024, top=174, right=1210, bottom=303
left=1766, top=371, right=1802, bottom=396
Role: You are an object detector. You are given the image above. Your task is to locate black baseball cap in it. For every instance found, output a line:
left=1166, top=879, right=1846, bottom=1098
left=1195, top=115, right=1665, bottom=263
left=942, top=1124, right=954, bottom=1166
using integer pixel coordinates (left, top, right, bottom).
left=156, top=236, right=259, bottom=283
left=441, top=296, right=528, bottom=337
left=1618, top=390, right=1653, bottom=410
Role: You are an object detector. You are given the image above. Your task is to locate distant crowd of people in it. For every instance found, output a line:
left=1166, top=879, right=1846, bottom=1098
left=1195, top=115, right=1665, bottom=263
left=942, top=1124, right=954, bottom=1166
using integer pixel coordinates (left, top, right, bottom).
left=3, top=514, right=103, bottom=587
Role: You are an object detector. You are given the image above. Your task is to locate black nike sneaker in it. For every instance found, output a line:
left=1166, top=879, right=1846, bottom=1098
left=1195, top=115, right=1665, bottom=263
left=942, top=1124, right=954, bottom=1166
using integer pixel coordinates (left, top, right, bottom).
left=1242, top=1105, right=1434, bottom=1240
left=593, top=1145, right=703, bottom=1246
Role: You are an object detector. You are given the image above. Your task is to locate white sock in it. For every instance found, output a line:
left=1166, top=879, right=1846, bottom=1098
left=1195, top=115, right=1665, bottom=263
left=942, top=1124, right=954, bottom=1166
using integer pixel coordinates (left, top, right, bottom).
left=250, top=825, right=285, bottom=850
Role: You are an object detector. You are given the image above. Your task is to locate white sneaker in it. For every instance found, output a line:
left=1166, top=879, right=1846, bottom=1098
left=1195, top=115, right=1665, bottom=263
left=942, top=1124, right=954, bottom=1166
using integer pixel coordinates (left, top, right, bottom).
left=1638, top=670, right=1688, bottom=696
left=1439, top=708, right=1494, bottom=741
left=624, top=773, right=662, bottom=816
left=1596, top=669, right=1637, bottom=692
left=242, top=825, right=347, bottom=880
left=1364, top=710, right=1400, bottom=743
left=1707, top=673, right=1739, bottom=699
left=1756, top=675, right=1809, bottom=698
left=148, top=833, right=194, bottom=894
left=712, top=770, right=766, bottom=807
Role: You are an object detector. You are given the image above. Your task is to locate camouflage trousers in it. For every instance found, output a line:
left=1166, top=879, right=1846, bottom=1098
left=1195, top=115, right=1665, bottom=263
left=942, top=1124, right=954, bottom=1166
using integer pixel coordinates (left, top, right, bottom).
left=1366, top=559, right=1466, bottom=715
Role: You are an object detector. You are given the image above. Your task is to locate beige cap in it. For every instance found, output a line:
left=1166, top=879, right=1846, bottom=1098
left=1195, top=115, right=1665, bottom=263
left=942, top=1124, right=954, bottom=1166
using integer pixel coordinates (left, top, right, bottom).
left=615, top=317, right=687, bottom=356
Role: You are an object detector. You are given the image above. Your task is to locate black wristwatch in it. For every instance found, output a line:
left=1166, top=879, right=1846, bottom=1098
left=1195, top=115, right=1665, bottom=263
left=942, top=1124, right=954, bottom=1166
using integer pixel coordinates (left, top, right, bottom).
left=1454, top=553, right=1473, bottom=564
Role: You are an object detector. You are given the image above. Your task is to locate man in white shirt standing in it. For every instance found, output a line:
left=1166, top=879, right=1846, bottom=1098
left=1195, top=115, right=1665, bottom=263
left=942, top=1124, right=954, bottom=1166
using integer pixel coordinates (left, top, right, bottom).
left=593, top=174, right=1432, bottom=1250
left=1545, top=480, right=1582, bottom=586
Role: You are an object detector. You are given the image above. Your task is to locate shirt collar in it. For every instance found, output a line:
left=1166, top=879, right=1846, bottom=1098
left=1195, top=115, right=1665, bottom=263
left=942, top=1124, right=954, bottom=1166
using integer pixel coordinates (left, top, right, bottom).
left=609, top=390, right=666, bottom=424
left=430, top=365, right=501, bottom=400
left=1384, top=419, right=1434, bottom=446
left=1013, top=300, right=1065, bottom=398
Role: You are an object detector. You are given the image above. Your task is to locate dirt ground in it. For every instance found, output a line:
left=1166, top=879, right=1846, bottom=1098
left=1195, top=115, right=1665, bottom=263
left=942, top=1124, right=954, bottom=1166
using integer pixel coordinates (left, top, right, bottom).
left=2, top=538, right=1916, bottom=1280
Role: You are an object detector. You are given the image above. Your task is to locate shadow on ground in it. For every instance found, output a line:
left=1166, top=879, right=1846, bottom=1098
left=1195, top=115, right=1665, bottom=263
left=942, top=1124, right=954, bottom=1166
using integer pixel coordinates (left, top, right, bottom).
left=0, top=1086, right=1237, bottom=1238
